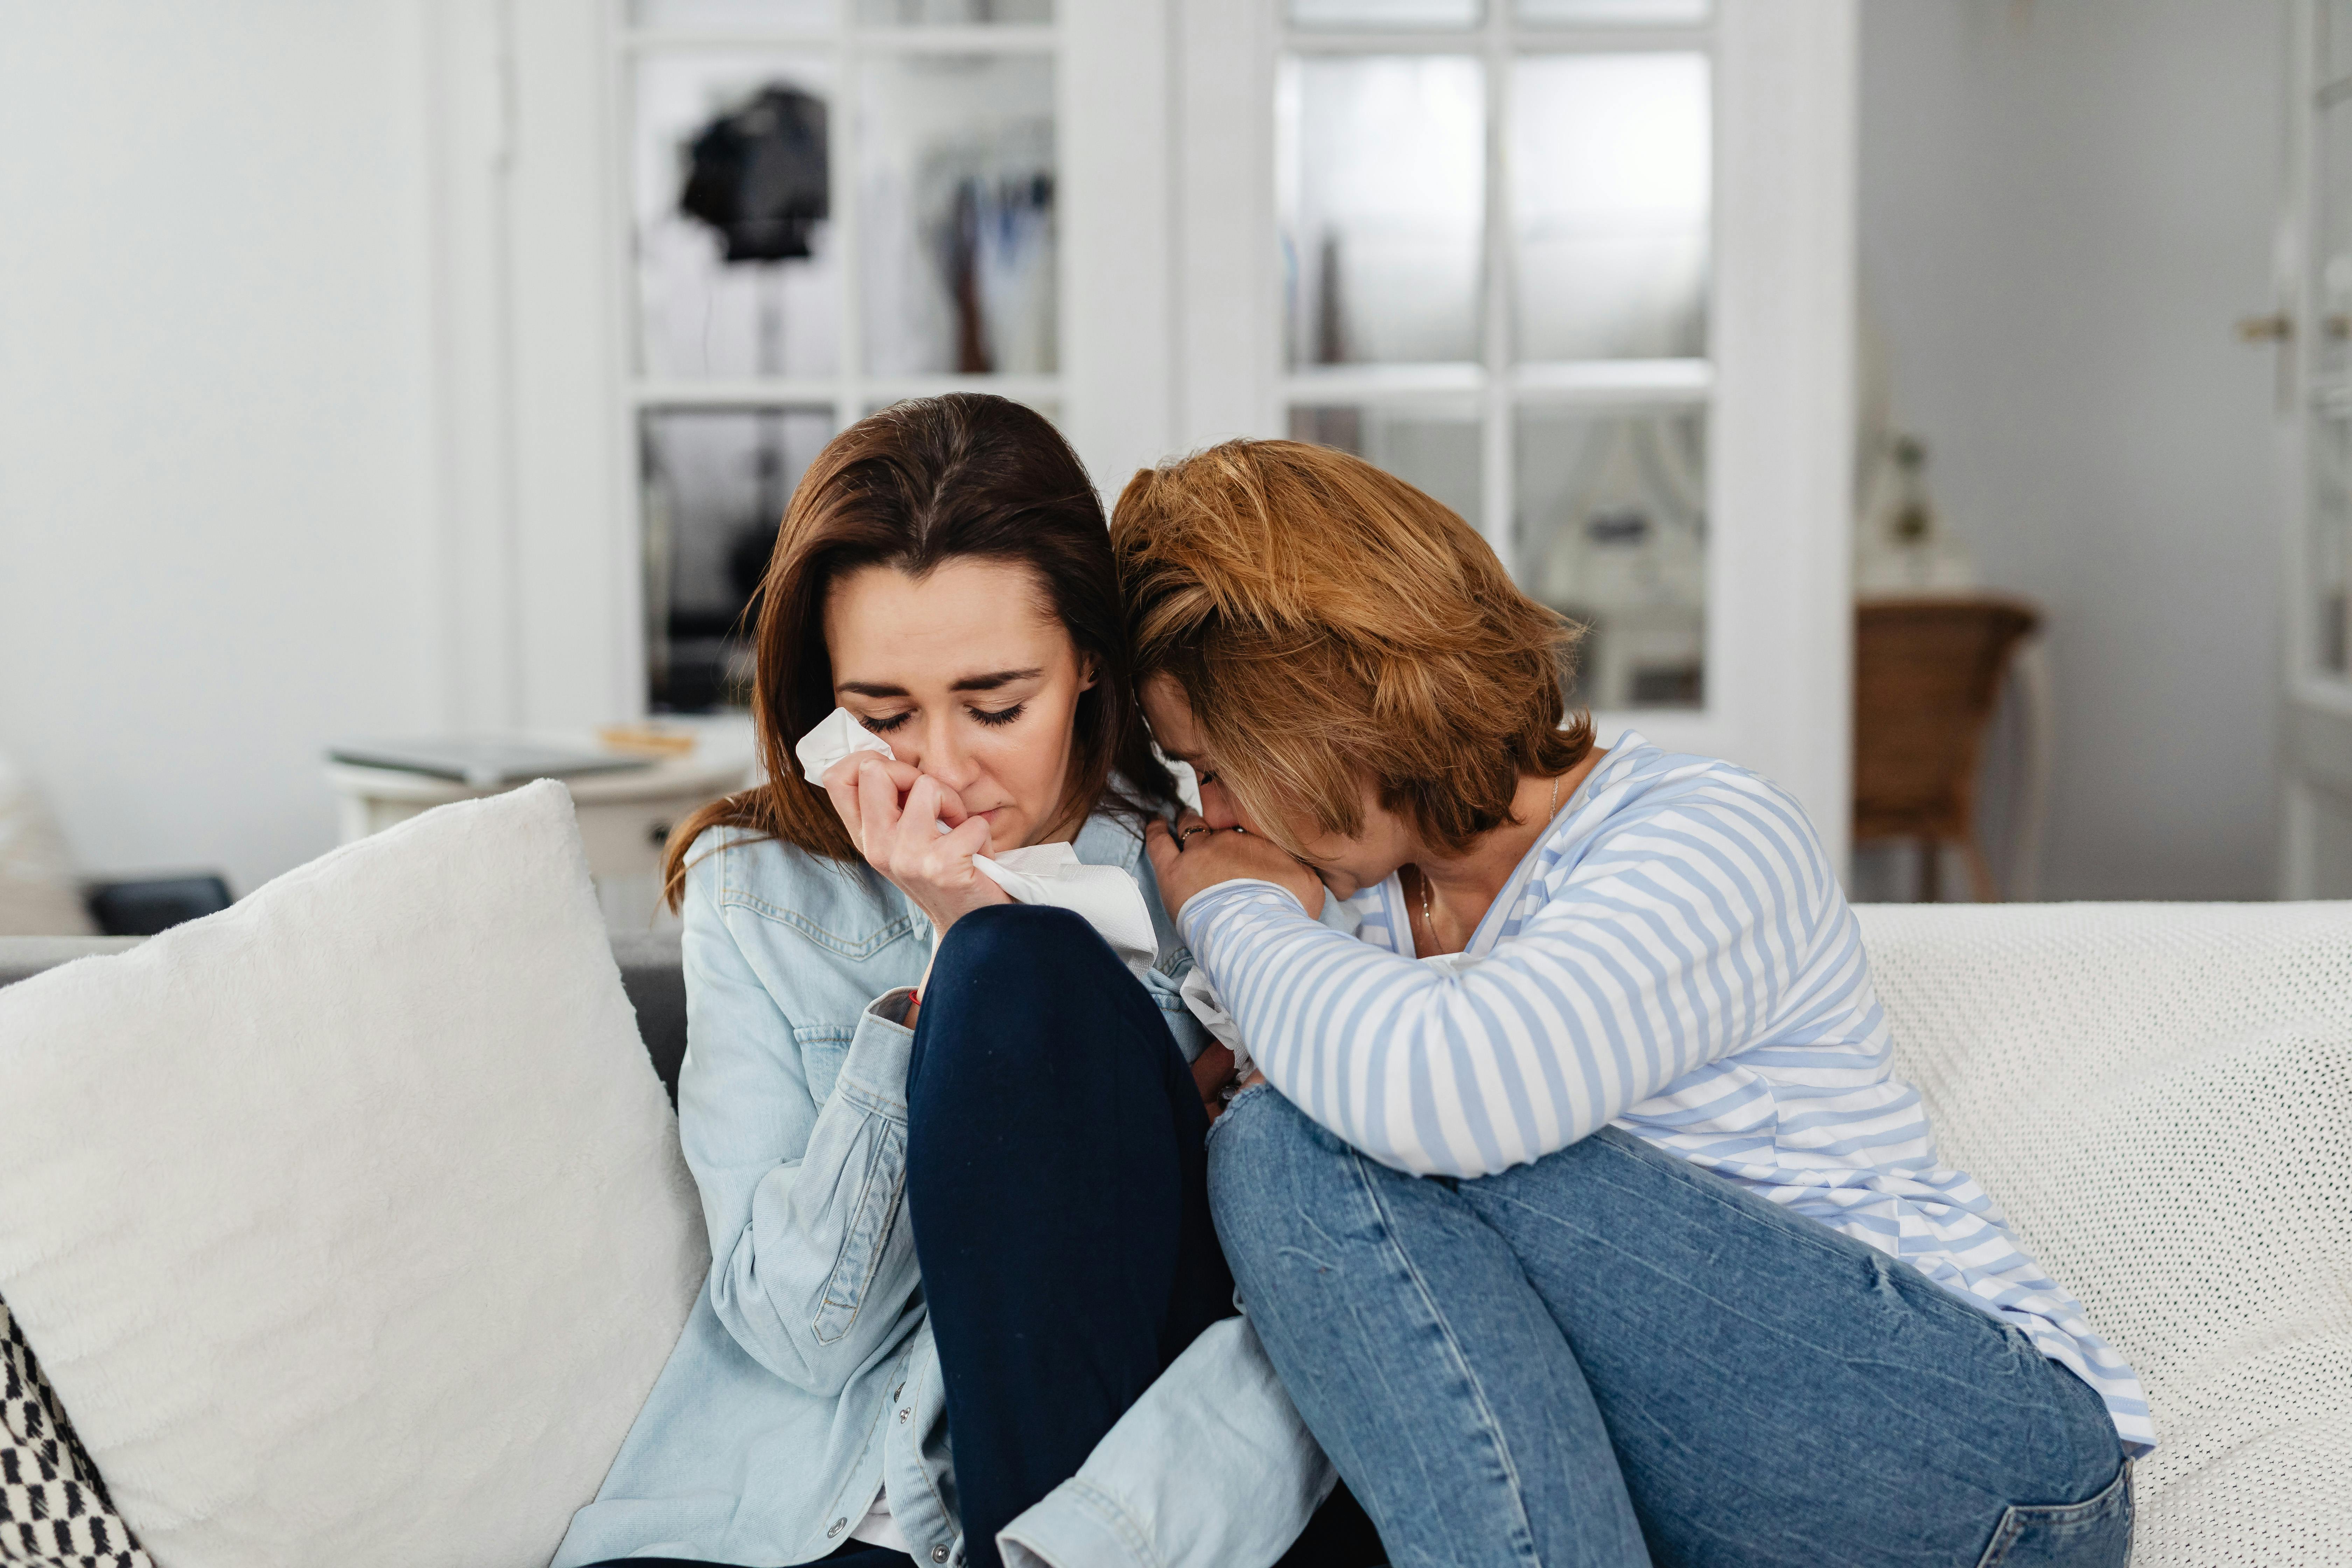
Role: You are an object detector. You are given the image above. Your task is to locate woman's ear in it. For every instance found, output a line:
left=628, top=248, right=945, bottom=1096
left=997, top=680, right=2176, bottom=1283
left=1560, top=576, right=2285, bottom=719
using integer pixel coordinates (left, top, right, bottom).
left=1077, top=653, right=1100, bottom=693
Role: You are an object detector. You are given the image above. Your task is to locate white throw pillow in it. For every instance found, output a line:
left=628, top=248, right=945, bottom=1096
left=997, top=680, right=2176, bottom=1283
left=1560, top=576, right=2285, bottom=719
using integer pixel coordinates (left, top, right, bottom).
left=0, top=780, right=708, bottom=1568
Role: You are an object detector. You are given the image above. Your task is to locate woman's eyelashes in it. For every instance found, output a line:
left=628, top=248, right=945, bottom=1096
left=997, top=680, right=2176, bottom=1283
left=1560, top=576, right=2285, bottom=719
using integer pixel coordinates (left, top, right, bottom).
left=853, top=704, right=1024, bottom=736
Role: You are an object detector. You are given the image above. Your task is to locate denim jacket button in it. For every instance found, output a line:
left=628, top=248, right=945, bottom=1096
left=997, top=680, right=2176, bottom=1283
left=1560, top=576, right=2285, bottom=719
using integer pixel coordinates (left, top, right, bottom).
left=931, top=1548, right=949, bottom=1564
left=828, top=1518, right=847, bottom=1537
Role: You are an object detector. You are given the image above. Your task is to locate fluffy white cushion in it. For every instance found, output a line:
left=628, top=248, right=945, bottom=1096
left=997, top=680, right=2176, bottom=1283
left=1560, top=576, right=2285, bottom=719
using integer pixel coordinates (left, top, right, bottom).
left=0, top=780, right=707, bottom=1568
left=1858, top=902, right=2352, bottom=1568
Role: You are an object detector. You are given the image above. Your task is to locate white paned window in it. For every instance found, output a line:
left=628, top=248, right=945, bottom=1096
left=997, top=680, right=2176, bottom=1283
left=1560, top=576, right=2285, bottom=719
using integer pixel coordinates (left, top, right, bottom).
left=617, top=0, right=1064, bottom=708
left=1276, top=0, right=1714, bottom=710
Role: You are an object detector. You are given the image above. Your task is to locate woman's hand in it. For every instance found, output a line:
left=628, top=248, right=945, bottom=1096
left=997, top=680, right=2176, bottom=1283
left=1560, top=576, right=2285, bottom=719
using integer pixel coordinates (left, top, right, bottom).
left=1144, top=811, right=1326, bottom=924
left=822, top=753, right=1012, bottom=939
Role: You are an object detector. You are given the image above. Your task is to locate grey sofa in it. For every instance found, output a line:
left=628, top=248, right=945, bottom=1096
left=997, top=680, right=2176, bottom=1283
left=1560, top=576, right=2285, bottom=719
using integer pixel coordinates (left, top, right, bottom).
left=0, top=933, right=692, bottom=1104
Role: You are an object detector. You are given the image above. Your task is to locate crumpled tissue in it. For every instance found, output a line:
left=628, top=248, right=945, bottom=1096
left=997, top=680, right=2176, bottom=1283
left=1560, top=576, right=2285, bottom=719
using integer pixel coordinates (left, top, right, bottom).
left=796, top=707, right=1158, bottom=971
left=1180, top=966, right=1252, bottom=1080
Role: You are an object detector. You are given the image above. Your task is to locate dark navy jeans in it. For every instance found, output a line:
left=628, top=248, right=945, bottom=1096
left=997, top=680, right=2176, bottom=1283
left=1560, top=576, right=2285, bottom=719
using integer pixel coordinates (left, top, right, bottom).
left=905, top=904, right=1237, bottom=1568
left=586, top=905, right=1376, bottom=1568
left=1209, top=1087, right=2131, bottom=1568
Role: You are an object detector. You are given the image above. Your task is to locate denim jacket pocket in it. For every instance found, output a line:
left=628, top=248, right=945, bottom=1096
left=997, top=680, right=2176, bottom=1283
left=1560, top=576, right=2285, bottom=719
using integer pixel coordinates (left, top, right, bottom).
left=813, top=1114, right=909, bottom=1344
left=1974, top=1459, right=2132, bottom=1568
left=796, top=1024, right=854, bottom=1107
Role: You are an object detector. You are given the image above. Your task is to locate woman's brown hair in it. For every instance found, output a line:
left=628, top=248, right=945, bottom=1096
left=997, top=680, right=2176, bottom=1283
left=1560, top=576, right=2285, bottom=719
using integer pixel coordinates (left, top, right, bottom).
left=1111, top=438, right=1592, bottom=860
left=662, top=394, right=1171, bottom=907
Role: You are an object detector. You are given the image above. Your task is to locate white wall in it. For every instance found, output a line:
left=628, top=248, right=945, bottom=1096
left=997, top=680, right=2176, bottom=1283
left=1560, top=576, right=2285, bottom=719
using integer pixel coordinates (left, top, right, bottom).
left=1858, top=0, right=2286, bottom=900
left=0, top=3, right=441, bottom=896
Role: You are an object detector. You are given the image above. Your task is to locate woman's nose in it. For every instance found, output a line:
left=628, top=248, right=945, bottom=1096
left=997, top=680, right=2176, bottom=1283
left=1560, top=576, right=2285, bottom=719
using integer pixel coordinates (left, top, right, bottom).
left=1199, top=778, right=1244, bottom=830
left=920, top=716, right=982, bottom=793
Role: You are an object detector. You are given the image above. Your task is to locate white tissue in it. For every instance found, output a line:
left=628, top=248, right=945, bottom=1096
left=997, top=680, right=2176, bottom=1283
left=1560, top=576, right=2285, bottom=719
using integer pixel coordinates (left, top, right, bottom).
left=1180, top=966, right=1251, bottom=1080
left=974, top=842, right=1158, bottom=971
left=794, top=707, right=1160, bottom=973
left=796, top=706, right=894, bottom=783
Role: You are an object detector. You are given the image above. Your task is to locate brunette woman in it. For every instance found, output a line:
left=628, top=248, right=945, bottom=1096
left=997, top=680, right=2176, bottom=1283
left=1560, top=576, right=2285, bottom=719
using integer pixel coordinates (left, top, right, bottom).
left=555, top=399, right=1352, bottom=1568
left=1115, top=440, right=2148, bottom=1568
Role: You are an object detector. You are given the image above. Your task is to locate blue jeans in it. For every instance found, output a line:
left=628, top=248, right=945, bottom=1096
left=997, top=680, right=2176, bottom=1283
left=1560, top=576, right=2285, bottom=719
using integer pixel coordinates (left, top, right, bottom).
left=1208, top=1088, right=2132, bottom=1568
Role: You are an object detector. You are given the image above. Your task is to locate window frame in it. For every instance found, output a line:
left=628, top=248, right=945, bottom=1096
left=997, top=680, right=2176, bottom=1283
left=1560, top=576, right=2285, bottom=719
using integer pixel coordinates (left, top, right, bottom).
left=1176, top=0, right=1856, bottom=862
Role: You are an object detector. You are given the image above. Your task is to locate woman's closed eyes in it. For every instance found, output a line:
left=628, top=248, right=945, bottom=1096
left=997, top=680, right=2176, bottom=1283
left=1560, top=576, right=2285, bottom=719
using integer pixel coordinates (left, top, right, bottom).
left=858, top=703, right=1027, bottom=736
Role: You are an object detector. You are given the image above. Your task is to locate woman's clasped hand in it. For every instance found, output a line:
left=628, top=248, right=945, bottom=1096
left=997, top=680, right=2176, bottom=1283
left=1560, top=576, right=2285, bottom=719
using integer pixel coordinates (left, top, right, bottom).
left=819, top=751, right=1008, bottom=938
left=1142, top=810, right=1324, bottom=923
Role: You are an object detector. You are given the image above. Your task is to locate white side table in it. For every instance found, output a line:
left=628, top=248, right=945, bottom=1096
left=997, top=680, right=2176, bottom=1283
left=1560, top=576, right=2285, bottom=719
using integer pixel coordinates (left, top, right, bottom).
left=325, top=748, right=755, bottom=930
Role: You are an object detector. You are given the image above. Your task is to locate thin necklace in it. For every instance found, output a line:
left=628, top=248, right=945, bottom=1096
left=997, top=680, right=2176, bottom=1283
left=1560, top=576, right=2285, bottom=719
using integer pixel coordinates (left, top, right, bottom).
left=1418, top=771, right=1561, bottom=953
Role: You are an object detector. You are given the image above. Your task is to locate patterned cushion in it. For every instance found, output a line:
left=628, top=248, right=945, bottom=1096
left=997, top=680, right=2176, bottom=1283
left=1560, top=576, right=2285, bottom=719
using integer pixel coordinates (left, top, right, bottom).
left=0, top=1297, right=146, bottom=1568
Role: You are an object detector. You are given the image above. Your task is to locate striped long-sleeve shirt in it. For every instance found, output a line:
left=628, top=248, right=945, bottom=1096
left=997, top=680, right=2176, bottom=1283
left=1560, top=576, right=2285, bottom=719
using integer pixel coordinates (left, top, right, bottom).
left=1178, top=733, right=2155, bottom=1455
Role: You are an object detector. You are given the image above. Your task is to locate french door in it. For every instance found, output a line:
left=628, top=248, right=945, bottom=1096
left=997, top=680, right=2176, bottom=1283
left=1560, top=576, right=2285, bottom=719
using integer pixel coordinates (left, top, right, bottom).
left=1175, top=0, right=1858, bottom=862
left=2279, top=0, right=2352, bottom=894
left=441, top=0, right=1857, bottom=866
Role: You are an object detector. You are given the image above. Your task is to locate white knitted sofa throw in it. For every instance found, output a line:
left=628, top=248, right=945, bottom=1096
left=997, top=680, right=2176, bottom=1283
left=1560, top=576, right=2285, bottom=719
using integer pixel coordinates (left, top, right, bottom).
left=1857, top=902, right=2352, bottom=1568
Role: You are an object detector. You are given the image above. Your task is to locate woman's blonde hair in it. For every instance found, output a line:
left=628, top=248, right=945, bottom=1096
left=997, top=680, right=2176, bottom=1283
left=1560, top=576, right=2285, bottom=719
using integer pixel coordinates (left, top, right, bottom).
left=1111, top=439, right=1592, bottom=860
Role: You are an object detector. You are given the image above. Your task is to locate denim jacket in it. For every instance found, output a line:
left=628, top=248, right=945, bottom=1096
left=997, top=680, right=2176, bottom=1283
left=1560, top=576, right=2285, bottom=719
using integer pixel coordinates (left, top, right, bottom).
left=553, top=806, right=1333, bottom=1568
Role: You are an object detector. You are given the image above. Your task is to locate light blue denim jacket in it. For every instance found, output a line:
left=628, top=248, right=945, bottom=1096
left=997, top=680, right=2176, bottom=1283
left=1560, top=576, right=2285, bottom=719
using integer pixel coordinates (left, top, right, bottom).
left=554, top=806, right=1332, bottom=1568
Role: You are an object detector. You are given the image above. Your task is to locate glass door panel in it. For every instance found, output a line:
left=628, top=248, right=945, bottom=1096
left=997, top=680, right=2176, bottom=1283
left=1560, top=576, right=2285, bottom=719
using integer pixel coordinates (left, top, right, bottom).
left=1288, top=0, right=1483, bottom=27
left=1279, top=54, right=1485, bottom=367
left=630, top=0, right=836, bottom=31
left=1517, top=0, right=1710, bottom=24
left=641, top=406, right=836, bottom=710
left=1289, top=405, right=1483, bottom=526
left=632, top=51, right=840, bottom=380
left=858, top=51, right=1057, bottom=374
left=2319, top=99, right=2352, bottom=380
left=2316, top=405, right=2352, bottom=678
left=1514, top=405, right=1707, bottom=708
left=2325, top=0, right=2352, bottom=87
left=857, top=0, right=1053, bottom=23
left=1510, top=52, right=1710, bottom=362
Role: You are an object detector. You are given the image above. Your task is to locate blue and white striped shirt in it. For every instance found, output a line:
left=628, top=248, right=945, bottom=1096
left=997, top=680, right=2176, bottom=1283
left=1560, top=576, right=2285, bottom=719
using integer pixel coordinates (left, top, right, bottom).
left=1178, top=733, right=2154, bottom=1455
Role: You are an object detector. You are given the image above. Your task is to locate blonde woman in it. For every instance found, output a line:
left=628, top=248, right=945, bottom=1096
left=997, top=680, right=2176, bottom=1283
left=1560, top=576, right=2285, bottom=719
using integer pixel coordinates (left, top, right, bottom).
left=1113, top=441, right=2148, bottom=1568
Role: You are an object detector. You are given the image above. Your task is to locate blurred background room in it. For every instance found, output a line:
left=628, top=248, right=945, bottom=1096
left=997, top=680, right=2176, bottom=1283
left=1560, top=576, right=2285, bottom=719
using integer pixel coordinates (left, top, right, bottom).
left=0, top=0, right=2336, bottom=932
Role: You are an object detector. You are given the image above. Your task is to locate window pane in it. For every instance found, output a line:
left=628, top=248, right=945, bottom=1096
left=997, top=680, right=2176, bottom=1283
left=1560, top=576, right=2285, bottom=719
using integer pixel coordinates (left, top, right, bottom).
left=2316, top=410, right=2352, bottom=678
left=633, top=53, right=839, bottom=380
left=630, top=0, right=835, bottom=29
left=1515, top=406, right=1706, bottom=708
left=1288, top=0, right=1482, bottom=28
left=866, top=397, right=1060, bottom=427
left=1516, top=0, right=1709, bottom=24
left=859, top=53, right=1057, bottom=374
left=2326, top=0, right=2352, bottom=86
left=1280, top=55, right=1485, bottom=367
left=1289, top=405, right=1482, bottom=525
left=1511, top=53, right=1709, bottom=362
left=642, top=407, right=836, bottom=710
left=2322, top=101, right=2352, bottom=379
left=857, top=0, right=1052, bottom=23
